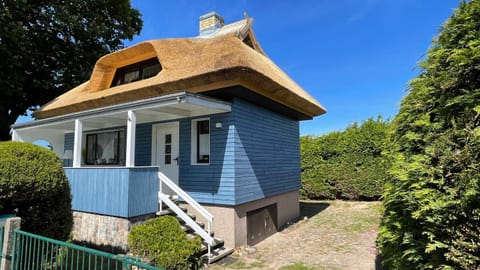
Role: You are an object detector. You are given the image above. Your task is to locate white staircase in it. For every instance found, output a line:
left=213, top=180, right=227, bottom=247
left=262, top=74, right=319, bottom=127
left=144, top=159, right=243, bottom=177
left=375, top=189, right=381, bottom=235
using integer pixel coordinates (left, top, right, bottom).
left=157, top=172, right=233, bottom=263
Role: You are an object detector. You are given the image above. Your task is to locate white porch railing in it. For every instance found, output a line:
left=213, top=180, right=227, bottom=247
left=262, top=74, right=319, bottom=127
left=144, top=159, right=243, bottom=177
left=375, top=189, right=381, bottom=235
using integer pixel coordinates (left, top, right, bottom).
left=157, top=172, right=214, bottom=257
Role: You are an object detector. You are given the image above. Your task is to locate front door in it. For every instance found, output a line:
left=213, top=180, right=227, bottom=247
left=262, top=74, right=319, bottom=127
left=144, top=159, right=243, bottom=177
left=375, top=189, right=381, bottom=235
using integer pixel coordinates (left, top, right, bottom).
left=153, top=122, right=179, bottom=194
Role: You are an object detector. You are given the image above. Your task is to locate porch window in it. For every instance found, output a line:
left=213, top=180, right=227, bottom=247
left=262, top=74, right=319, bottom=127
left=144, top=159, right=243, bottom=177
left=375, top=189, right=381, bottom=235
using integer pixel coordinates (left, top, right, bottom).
left=191, top=119, right=210, bottom=164
left=111, top=58, right=161, bottom=87
left=86, top=130, right=126, bottom=165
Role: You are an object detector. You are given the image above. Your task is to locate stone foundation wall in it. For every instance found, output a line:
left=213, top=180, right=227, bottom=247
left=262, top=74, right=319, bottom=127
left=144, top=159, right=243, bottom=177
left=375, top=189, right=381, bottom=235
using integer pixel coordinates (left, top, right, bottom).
left=71, top=211, right=154, bottom=252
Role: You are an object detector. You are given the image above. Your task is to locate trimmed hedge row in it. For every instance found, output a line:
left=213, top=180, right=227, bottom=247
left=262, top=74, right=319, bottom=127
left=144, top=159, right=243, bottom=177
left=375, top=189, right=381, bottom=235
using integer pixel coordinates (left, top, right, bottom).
left=301, top=117, right=391, bottom=200
left=0, top=141, right=72, bottom=241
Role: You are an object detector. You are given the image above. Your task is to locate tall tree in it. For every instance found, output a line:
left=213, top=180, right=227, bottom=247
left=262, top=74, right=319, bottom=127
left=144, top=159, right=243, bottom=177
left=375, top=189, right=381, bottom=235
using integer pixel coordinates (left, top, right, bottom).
left=378, top=1, right=480, bottom=269
left=0, top=0, right=142, bottom=141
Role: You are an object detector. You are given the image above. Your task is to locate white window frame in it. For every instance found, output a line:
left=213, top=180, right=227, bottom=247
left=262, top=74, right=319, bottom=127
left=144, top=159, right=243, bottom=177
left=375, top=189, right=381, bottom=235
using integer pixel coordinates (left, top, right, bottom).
left=191, top=118, right=210, bottom=165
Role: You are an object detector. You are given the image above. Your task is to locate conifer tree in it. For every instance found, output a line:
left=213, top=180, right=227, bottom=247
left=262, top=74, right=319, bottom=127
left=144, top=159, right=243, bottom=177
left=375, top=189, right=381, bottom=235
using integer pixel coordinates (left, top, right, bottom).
left=378, top=1, right=480, bottom=269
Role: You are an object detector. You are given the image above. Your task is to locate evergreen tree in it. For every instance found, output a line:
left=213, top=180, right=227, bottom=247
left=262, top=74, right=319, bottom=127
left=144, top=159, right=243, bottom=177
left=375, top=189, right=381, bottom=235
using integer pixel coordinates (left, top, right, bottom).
left=378, top=1, right=480, bottom=269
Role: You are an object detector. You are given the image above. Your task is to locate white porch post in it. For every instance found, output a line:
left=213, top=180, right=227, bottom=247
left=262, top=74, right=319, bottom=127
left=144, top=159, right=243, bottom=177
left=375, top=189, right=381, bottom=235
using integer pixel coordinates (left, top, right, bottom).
left=73, top=119, right=83, bottom=168
left=126, top=110, right=136, bottom=167
left=11, top=130, right=22, bottom=141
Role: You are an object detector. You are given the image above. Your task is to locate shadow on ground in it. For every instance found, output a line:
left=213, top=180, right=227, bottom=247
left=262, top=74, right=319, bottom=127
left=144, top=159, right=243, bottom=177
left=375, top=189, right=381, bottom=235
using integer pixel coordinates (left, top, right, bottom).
left=375, top=254, right=384, bottom=270
left=299, top=201, right=330, bottom=219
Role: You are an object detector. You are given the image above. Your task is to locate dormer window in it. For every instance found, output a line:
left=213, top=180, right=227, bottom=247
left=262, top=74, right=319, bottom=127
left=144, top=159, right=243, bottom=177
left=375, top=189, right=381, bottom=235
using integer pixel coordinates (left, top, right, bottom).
left=111, top=58, right=161, bottom=87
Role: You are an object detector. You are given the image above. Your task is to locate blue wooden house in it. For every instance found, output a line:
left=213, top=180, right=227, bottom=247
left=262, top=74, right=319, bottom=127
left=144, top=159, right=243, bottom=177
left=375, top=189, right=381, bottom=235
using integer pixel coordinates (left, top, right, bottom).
left=11, top=12, right=326, bottom=258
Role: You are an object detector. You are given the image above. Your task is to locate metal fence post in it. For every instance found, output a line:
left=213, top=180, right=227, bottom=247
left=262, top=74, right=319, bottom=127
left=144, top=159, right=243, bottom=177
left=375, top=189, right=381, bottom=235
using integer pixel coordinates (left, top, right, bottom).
left=0, top=217, right=21, bottom=270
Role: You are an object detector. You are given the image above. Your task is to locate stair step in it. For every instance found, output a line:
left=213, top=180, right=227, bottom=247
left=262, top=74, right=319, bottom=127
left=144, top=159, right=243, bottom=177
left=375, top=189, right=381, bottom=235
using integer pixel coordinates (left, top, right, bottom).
left=181, top=223, right=209, bottom=236
left=160, top=195, right=180, bottom=207
left=177, top=218, right=203, bottom=228
left=206, top=246, right=234, bottom=264
left=177, top=205, right=188, bottom=212
left=200, top=238, right=224, bottom=253
left=156, top=205, right=188, bottom=216
left=175, top=213, right=197, bottom=221
left=192, top=230, right=214, bottom=238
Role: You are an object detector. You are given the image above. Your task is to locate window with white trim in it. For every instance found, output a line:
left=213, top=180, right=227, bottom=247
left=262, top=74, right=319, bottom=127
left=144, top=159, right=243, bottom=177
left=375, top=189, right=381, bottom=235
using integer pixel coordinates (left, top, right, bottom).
left=191, top=119, right=210, bottom=164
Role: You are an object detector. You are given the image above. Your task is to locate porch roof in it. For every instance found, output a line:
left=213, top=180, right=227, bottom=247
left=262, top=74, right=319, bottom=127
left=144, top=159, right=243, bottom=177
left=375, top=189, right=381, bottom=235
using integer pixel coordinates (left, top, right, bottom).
left=11, top=92, right=230, bottom=153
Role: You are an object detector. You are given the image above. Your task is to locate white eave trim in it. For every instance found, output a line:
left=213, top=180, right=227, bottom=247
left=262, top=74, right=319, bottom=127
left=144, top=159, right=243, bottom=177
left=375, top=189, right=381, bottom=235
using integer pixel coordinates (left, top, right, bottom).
left=11, top=92, right=231, bottom=130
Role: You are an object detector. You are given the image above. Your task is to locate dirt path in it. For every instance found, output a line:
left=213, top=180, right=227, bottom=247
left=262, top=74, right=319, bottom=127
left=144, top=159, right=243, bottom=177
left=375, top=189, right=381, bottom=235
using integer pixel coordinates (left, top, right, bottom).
left=208, top=200, right=382, bottom=270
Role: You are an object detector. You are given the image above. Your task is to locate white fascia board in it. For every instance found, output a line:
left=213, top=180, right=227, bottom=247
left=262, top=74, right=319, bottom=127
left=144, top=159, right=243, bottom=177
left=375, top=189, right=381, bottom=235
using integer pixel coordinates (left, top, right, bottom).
left=184, top=94, right=232, bottom=112
left=11, top=92, right=232, bottom=131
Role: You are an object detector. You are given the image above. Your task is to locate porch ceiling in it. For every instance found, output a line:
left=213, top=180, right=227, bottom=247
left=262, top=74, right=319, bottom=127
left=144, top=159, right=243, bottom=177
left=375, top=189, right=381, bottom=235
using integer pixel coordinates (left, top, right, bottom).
left=12, top=92, right=231, bottom=134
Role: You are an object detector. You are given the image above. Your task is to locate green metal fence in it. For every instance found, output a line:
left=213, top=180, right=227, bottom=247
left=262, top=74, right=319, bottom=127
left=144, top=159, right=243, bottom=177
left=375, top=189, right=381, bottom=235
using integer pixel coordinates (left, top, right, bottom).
left=11, top=229, right=162, bottom=270
left=0, top=226, right=4, bottom=259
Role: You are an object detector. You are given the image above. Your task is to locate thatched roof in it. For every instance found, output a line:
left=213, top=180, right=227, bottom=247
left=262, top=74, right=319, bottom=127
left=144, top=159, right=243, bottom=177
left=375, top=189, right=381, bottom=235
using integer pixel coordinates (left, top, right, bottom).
left=33, top=18, right=326, bottom=119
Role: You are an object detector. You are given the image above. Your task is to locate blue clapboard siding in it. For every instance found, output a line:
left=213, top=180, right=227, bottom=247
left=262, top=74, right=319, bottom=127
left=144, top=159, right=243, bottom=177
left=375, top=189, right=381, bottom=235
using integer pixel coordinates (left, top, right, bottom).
left=232, top=98, right=301, bottom=204
left=178, top=97, right=300, bottom=205
left=63, top=133, right=74, bottom=167
left=178, top=112, right=236, bottom=205
left=135, top=123, right=152, bottom=166
left=64, top=133, right=74, bottom=149
left=65, top=167, right=158, bottom=218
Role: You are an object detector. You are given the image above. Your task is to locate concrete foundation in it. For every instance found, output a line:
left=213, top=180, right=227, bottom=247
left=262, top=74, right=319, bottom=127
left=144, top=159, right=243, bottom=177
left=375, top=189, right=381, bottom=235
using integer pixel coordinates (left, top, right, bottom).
left=71, top=211, right=154, bottom=252
left=182, top=190, right=300, bottom=248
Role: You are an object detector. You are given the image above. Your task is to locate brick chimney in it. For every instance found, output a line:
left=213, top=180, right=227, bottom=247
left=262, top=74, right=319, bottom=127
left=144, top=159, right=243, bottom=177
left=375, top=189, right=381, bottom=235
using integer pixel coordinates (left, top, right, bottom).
left=199, top=12, right=224, bottom=36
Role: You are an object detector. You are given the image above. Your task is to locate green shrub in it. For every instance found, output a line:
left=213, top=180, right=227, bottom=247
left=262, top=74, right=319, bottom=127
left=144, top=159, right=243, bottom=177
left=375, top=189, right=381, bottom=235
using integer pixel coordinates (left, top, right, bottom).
left=301, top=117, right=391, bottom=200
left=128, top=216, right=202, bottom=270
left=0, top=141, right=72, bottom=240
left=377, top=1, right=480, bottom=269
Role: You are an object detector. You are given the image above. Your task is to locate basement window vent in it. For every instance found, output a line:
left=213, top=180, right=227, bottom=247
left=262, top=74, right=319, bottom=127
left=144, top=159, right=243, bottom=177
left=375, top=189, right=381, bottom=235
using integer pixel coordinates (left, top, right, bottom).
left=111, top=58, right=161, bottom=87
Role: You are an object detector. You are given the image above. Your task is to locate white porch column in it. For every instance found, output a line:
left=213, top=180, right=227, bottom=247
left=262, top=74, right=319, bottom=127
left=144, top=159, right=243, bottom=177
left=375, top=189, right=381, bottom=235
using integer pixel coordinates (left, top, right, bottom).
left=11, top=130, right=22, bottom=141
left=126, top=110, right=136, bottom=167
left=73, top=119, right=83, bottom=168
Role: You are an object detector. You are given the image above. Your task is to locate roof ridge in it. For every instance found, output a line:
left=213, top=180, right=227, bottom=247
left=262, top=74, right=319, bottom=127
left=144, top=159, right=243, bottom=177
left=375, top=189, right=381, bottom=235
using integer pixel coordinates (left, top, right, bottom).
left=195, top=18, right=249, bottom=39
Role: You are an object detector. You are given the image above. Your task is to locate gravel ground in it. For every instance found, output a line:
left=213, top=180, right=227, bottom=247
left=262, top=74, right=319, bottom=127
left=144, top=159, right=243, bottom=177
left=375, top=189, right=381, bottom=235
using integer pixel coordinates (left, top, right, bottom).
left=207, top=200, right=382, bottom=270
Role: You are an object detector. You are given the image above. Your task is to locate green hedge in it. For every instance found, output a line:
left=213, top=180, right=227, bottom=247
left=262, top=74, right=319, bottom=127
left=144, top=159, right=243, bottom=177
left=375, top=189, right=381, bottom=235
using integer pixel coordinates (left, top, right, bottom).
left=128, top=216, right=202, bottom=269
left=0, top=141, right=72, bottom=240
left=301, top=117, right=391, bottom=200
left=377, top=1, right=480, bottom=269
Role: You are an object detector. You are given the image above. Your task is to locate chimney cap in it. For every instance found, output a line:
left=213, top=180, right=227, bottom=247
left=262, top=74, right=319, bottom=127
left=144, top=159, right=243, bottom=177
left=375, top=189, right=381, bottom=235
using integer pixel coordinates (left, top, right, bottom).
left=199, top=11, right=224, bottom=36
left=199, top=11, right=224, bottom=22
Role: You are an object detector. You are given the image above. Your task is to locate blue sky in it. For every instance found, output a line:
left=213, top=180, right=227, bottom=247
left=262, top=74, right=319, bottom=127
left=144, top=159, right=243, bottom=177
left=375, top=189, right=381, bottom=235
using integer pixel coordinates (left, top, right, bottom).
left=16, top=0, right=462, bottom=136
left=125, top=0, right=461, bottom=135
